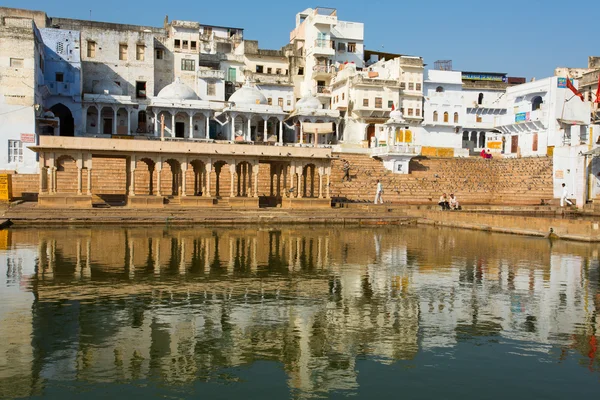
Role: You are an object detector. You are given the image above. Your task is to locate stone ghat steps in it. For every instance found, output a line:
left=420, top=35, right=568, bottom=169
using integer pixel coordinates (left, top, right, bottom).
left=329, top=154, right=554, bottom=205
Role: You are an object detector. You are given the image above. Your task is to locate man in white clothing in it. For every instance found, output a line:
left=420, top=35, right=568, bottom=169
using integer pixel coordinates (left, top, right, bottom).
left=561, top=183, right=573, bottom=207
left=374, top=179, right=384, bottom=204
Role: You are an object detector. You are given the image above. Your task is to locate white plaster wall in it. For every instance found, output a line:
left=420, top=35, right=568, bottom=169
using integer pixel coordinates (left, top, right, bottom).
left=0, top=103, right=38, bottom=173
left=197, top=78, right=225, bottom=101
left=418, top=126, right=461, bottom=148
left=553, top=145, right=589, bottom=207
left=257, top=85, right=295, bottom=112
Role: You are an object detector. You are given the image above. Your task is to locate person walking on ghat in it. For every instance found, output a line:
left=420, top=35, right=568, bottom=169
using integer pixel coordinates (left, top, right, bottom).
left=374, top=179, right=384, bottom=204
left=342, top=159, right=351, bottom=182
left=561, top=183, right=573, bottom=207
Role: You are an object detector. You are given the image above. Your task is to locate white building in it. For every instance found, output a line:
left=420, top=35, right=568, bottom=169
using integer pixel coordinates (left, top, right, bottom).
left=496, top=76, right=592, bottom=206
left=422, top=70, right=465, bottom=150
left=0, top=9, right=48, bottom=174
left=289, top=7, right=364, bottom=109
left=461, top=72, right=509, bottom=154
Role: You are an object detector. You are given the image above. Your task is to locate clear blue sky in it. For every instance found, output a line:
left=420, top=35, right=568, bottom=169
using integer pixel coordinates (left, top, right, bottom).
left=4, top=0, right=598, bottom=79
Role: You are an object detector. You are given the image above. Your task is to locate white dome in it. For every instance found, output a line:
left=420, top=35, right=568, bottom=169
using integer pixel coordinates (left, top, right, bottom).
left=390, top=109, right=403, bottom=120
left=296, top=93, right=321, bottom=110
left=92, top=79, right=123, bottom=95
left=229, top=82, right=267, bottom=105
left=157, top=79, right=200, bottom=101
left=386, top=108, right=405, bottom=124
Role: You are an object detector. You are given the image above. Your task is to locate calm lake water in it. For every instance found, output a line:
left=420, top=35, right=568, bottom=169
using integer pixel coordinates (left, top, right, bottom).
left=1, top=225, right=599, bottom=399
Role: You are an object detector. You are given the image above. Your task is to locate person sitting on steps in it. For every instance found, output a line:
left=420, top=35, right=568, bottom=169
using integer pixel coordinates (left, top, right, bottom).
left=449, top=193, right=461, bottom=210
left=438, top=193, right=450, bottom=210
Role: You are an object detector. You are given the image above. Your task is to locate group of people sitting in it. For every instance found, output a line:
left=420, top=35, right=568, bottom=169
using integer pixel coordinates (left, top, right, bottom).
left=480, top=149, right=493, bottom=159
left=438, top=193, right=460, bottom=210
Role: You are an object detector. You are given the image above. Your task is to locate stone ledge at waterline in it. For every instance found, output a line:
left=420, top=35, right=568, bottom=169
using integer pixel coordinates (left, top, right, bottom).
left=404, top=209, right=600, bottom=242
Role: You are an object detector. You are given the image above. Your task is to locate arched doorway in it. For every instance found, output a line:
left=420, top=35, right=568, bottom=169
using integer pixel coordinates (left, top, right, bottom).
left=366, top=124, right=376, bottom=147
left=50, top=103, right=74, bottom=136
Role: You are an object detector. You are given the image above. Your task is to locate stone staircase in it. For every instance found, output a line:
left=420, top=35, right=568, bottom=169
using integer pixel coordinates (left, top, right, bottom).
left=329, top=154, right=554, bottom=206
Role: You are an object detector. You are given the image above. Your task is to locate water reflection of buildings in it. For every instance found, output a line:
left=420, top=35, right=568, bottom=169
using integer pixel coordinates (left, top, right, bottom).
left=0, top=226, right=599, bottom=397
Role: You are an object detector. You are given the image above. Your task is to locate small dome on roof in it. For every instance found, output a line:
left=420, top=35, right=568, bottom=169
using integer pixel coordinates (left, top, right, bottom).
left=296, top=92, right=322, bottom=110
left=386, top=108, right=405, bottom=124
left=157, top=78, right=200, bottom=101
left=92, top=79, right=123, bottom=95
left=229, top=80, right=268, bottom=105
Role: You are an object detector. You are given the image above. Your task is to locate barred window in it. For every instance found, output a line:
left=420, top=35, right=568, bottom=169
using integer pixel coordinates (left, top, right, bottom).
left=181, top=59, right=195, bottom=71
left=8, top=140, right=23, bottom=163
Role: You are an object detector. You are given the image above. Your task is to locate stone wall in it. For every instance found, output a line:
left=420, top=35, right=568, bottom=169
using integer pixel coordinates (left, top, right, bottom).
left=330, top=154, right=554, bottom=205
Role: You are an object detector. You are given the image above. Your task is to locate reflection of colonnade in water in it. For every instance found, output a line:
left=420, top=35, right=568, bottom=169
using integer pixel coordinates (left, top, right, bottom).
left=33, top=228, right=332, bottom=281
left=3, top=227, right=600, bottom=398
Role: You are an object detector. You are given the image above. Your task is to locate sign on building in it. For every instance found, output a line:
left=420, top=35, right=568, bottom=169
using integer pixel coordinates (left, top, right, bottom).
left=20, top=133, right=36, bottom=143
left=515, top=112, right=530, bottom=123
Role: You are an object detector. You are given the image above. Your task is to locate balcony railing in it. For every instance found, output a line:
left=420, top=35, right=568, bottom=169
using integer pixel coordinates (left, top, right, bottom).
left=314, top=39, right=334, bottom=49
left=313, top=65, right=335, bottom=74
left=372, top=144, right=421, bottom=155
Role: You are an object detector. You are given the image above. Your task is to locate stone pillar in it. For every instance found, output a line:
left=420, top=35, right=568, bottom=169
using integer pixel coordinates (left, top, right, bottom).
left=318, top=168, right=323, bottom=199
left=181, top=161, right=188, bottom=197
left=326, top=168, right=331, bottom=199
left=82, top=106, right=87, bottom=135
left=289, top=165, right=295, bottom=198
left=112, top=107, right=117, bottom=135
left=205, top=114, right=210, bottom=139
left=253, top=164, right=259, bottom=198
left=229, top=163, right=236, bottom=197
left=279, top=119, right=283, bottom=145
left=49, top=166, right=56, bottom=194
left=336, top=121, right=340, bottom=142
left=154, top=111, right=159, bottom=136
left=263, top=119, right=268, bottom=142
left=171, top=113, right=176, bottom=138
left=283, top=164, right=288, bottom=196
left=189, top=113, right=194, bottom=139
left=300, top=121, right=304, bottom=144
left=38, top=153, right=46, bottom=194
left=205, top=163, right=212, bottom=197
left=97, top=109, right=102, bottom=135
left=231, top=115, right=236, bottom=141
left=314, top=129, right=318, bottom=147
left=86, top=168, right=92, bottom=196
left=247, top=118, right=252, bottom=141
left=297, top=167, right=303, bottom=198
left=77, top=166, right=83, bottom=195
left=129, top=157, right=136, bottom=196
left=127, top=109, right=131, bottom=135
left=156, top=159, right=162, bottom=196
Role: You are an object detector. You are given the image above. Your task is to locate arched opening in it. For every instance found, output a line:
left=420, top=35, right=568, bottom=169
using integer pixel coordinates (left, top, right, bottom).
left=213, top=161, right=231, bottom=198
left=531, top=96, right=543, bottom=111
left=190, top=160, right=206, bottom=196
left=136, top=158, right=155, bottom=195
left=436, top=86, right=444, bottom=93
left=137, top=111, right=147, bottom=133
left=100, top=106, right=114, bottom=135
left=302, top=164, right=317, bottom=198
left=470, top=131, right=477, bottom=143
left=433, top=111, right=438, bottom=122
left=462, top=131, right=469, bottom=141
left=454, top=112, right=459, bottom=124
left=116, top=107, right=129, bottom=135
left=163, top=159, right=182, bottom=196
left=236, top=161, right=253, bottom=197
left=478, top=93, right=484, bottom=105
left=479, top=132, right=486, bottom=148
left=55, top=155, right=77, bottom=193
left=366, top=124, right=376, bottom=147
left=50, top=103, right=74, bottom=136
left=443, top=112, right=449, bottom=123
